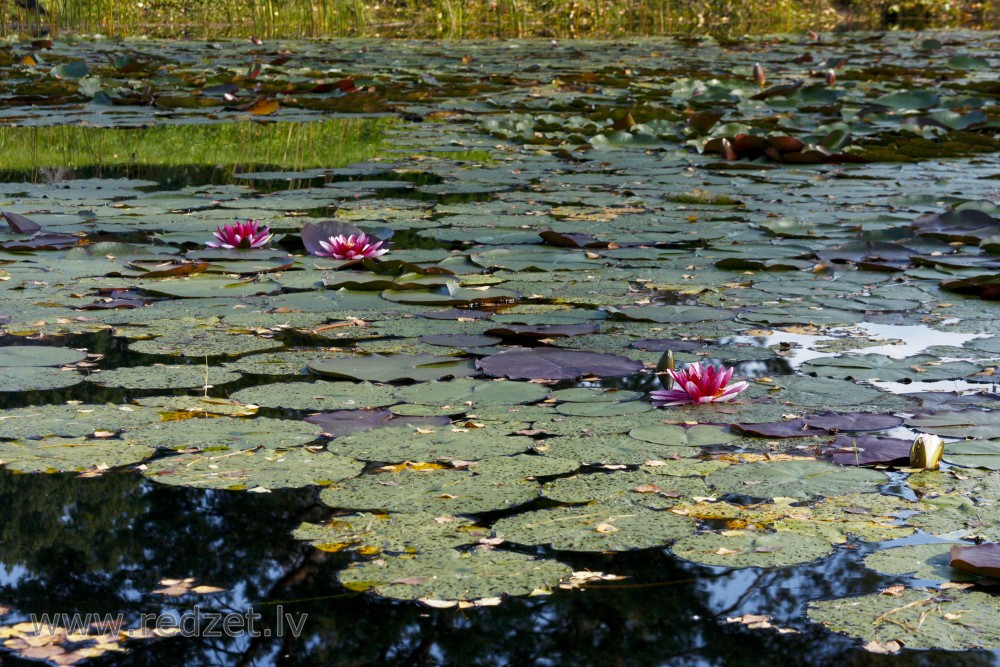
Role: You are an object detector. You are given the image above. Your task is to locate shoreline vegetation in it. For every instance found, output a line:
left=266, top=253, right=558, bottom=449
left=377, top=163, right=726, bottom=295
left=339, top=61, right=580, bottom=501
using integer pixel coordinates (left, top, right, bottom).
left=1, top=0, right=996, bottom=39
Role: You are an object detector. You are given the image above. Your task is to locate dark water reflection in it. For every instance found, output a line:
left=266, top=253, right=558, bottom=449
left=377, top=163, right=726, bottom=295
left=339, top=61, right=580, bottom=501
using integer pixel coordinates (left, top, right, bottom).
left=2, top=469, right=999, bottom=666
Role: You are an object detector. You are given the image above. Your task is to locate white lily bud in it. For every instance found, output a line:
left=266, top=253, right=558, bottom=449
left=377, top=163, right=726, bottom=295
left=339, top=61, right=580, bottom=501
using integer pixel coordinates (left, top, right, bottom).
left=910, top=433, right=944, bottom=470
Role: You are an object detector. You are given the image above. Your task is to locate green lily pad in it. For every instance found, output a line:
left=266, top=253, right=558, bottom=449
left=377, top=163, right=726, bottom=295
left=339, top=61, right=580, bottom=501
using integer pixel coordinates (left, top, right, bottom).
left=537, top=433, right=701, bottom=464
left=338, top=548, right=572, bottom=601
left=944, top=440, right=1000, bottom=469
left=0, top=366, right=84, bottom=392
left=85, top=364, right=240, bottom=389
left=0, top=403, right=163, bottom=439
left=906, top=410, right=1000, bottom=440
left=309, top=353, right=477, bottom=382
left=706, top=460, right=888, bottom=500
left=293, top=512, right=487, bottom=554
left=809, top=588, right=1000, bottom=650
left=393, top=378, right=549, bottom=407
left=128, top=417, right=323, bottom=451
left=672, top=530, right=833, bottom=569
left=542, top=470, right=708, bottom=506
left=0, top=438, right=156, bottom=472
left=319, top=468, right=537, bottom=514
left=230, top=380, right=397, bottom=411
left=802, top=354, right=980, bottom=382
left=629, top=424, right=739, bottom=448
left=0, top=346, right=87, bottom=367
left=143, top=447, right=363, bottom=490
left=555, top=401, right=652, bottom=417
left=493, top=503, right=697, bottom=552
left=548, top=388, right=643, bottom=403
left=128, top=332, right=284, bottom=358
left=864, top=543, right=974, bottom=582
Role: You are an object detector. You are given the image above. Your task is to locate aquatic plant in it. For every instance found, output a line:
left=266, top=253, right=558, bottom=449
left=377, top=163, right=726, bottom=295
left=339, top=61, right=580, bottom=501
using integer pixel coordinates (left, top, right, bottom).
left=650, top=362, right=748, bottom=406
left=314, top=232, right=388, bottom=259
left=206, top=219, right=272, bottom=249
left=909, top=433, right=944, bottom=469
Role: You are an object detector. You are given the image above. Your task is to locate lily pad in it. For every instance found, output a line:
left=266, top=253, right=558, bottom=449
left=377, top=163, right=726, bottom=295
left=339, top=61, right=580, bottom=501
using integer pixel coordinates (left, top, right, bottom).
left=493, top=503, right=697, bottom=552
left=128, top=417, right=323, bottom=451
left=706, top=460, right=888, bottom=500
left=0, top=438, right=156, bottom=473
left=809, top=588, right=1000, bottom=651
left=230, top=381, right=397, bottom=411
left=85, top=364, right=240, bottom=390
left=326, top=425, right=534, bottom=462
left=293, top=512, right=487, bottom=554
left=309, top=354, right=477, bottom=382
left=907, top=410, right=1000, bottom=440
left=319, top=468, right=537, bottom=514
left=393, top=378, right=549, bottom=407
left=0, top=346, right=87, bottom=367
left=672, top=530, right=833, bottom=569
left=338, top=548, right=572, bottom=601
left=143, top=448, right=363, bottom=490
left=477, top=348, right=644, bottom=380
left=864, top=543, right=972, bottom=582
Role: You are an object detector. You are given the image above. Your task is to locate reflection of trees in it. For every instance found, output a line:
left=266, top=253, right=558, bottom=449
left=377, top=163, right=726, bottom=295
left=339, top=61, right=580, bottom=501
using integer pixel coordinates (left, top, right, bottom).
left=3, top=470, right=998, bottom=666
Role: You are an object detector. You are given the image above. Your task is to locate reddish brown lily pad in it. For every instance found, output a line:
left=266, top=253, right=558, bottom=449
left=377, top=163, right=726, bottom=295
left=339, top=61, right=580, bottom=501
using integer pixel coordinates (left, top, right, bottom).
left=951, top=543, right=1000, bottom=579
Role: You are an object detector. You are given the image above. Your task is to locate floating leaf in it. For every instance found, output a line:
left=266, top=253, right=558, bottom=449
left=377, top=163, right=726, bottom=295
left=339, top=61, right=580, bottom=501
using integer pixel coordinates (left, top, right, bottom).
left=477, top=348, right=643, bottom=380
left=493, top=503, right=696, bottom=552
left=143, top=448, right=363, bottom=490
left=706, top=460, right=887, bottom=500
left=309, top=353, right=476, bottom=382
left=672, top=531, right=833, bottom=569
left=809, top=588, right=1000, bottom=651
left=338, top=549, right=571, bottom=601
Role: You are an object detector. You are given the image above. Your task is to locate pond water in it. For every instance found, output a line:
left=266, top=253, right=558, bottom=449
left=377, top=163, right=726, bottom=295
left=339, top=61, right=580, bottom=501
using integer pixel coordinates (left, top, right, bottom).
left=0, top=33, right=999, bottom=665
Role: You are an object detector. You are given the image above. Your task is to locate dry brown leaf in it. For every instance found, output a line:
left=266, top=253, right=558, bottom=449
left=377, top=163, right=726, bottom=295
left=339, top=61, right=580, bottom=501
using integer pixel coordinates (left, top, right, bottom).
left=418, top=598, right=458, bottom=608
left=863, top=640, right=903, bottom=654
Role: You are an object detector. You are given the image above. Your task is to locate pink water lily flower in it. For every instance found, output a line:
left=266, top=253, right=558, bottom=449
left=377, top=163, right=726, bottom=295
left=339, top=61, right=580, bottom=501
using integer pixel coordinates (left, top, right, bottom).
left=650, top=362, right=748, bottom=406
left=316, top=232, right=388, bottom=259
left=206, top=219, right=272, bottom=249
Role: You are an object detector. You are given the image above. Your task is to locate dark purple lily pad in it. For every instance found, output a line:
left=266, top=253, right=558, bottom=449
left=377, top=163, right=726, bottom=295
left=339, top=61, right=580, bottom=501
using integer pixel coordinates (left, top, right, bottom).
left=0, top=233, right=83, bottom=251
left=951, top=543, right=1000, bottom=579
left=803, top=412, right=904, bottom=432
left=2, top=210, right=42, bottom=234
left=305, top=408, right=450, bottom=437
left=941, top=274, right=1000, bottom=301
left=826, top=435, right=912, bottom=466
left=731, top=419, right=828, bottom=438
left=484, top=323, right=600, bottom=340
left=913, top=208, right=1000, bottom=244
left=814, top=241, right=916, bottom=268
left=539, top=230, right=610, bottom=249
left=476, top=348, right=643, bottom=380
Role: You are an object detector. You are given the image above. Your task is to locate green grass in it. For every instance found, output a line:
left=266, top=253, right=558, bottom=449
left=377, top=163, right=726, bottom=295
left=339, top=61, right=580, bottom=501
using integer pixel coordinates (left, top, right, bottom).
left=0, top=119, right=387, bottom=177
left=3, top=0, right=995, bottom=39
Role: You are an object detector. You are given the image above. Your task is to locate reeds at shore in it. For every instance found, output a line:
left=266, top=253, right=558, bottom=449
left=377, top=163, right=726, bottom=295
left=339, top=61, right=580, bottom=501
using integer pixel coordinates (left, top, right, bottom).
left=2, top=0, right=996, bottom=38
